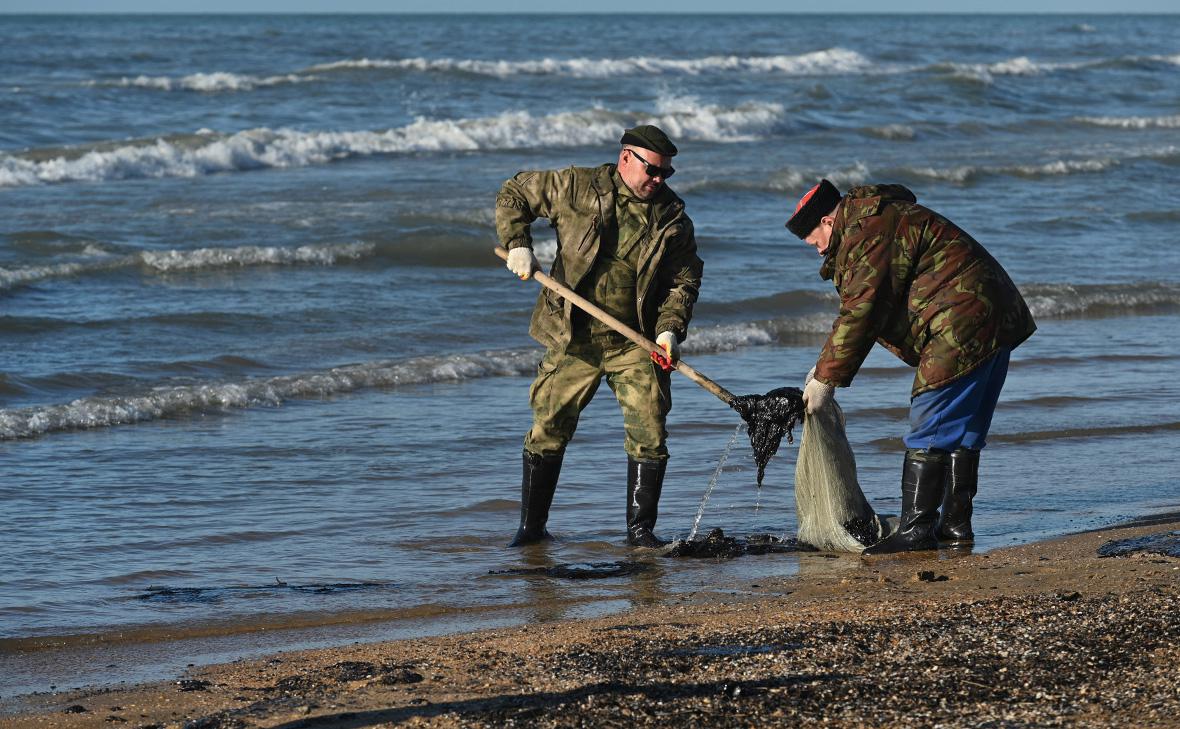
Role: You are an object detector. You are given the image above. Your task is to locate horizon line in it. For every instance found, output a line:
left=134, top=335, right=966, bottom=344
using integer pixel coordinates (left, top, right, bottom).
left=2, top=9, right=1178, bottom=14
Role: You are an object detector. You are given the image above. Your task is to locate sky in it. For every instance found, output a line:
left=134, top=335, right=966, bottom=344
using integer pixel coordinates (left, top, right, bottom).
left=0, top=1, right=1176, bottom=12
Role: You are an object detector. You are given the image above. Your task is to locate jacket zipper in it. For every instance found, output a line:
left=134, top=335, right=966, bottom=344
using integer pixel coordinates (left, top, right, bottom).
left=577, top=215, right=599, bottom=253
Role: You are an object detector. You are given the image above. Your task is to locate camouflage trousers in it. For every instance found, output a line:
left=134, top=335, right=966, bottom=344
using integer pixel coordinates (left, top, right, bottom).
left=524, top=332, right=672, bottom=462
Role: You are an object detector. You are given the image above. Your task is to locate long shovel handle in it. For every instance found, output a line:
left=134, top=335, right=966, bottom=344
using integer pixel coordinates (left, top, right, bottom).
left=494, top=247, right=735, bottom=405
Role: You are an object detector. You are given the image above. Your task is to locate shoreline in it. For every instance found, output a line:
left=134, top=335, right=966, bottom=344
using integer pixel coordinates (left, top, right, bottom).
left=3, top=512, right=1178, bottom=727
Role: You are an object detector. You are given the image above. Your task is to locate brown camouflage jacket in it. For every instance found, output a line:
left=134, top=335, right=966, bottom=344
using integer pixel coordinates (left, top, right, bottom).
left=496, top=163, right=703, bottom=352
left=814, top=184, right=1036, bottom=396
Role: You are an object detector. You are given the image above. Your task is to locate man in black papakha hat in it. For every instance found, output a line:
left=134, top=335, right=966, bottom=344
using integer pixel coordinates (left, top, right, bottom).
left=787, top=180, right=1036, bottom=554
left=496, top=125, right=703, bottom=548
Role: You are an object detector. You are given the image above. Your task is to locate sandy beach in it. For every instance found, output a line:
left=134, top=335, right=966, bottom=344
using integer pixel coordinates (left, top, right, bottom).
left=3, top=514, right=1177, bottom=729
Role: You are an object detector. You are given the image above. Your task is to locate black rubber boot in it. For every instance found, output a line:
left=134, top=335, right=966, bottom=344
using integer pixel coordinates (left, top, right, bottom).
left=508, top=450, right=562, bottom=547
left=626, top=457, right=668, bottom=548
left=937, top=448, right=980, bottom=545
left=863, top=449, right=947, bottom=555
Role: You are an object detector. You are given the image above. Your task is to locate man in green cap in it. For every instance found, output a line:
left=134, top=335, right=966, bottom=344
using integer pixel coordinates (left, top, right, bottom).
left=497, top=124, right=703, bottom=548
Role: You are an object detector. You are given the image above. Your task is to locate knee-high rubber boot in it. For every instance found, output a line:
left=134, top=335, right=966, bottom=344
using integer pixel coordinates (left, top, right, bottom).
left=863, top=449, right=947, bottom=555
left=508, top=450, right=562, bottom=547
left=937, top=448, right=980, bottom=545
left=627, top=458, right=668, bottom=548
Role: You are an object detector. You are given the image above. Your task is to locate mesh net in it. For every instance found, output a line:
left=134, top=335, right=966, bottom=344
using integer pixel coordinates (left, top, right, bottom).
left=793, top=398, right=887, bottom=552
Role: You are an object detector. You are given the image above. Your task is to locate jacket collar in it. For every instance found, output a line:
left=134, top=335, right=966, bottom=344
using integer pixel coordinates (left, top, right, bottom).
left=595, top=163, right=683, bottom=229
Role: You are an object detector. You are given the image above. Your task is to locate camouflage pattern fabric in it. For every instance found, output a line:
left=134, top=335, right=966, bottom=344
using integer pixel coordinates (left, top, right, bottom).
left=496, top=163, right=702, bottom=351
left=524, top=334, right=672, bottom=462
left=814, top=184, right=1036, bottom=397
left=574, top=170, right=651, bottom=337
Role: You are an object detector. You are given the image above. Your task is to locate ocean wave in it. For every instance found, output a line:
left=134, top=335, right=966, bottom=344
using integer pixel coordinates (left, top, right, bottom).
left=685, top=152, right=1119, bottom=195
left=935, top=56, right=1085, bottom=84
left=0, top=241, right=375, bottom=291
left=895, top=157, right=1118, bottom=184
left=679, top=162, right=872, bottom=195
left=0, top=349, right=542, bottom=440
left=864, top=124, right=916, bottom=141
left=3, top=281, right=1174, bottom=439
left=1023, top=282, right=1180, bottom=319
left=86, top=72, right=318, bottom=92
left=1075, top=114, right=1180, bottom=130
left=306, top=48, right=872, bottom=78
left=0, top=313, right=829, bottom=439
left=0, top=95, right=782, bottom=188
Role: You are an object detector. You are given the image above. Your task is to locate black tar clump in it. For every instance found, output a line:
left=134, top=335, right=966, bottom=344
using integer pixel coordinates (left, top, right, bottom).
left=728, top=387, right=805, bottom=486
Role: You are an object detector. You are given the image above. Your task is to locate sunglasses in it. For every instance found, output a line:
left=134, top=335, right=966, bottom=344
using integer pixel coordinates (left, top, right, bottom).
left=627, top=148, right=674, bottom=179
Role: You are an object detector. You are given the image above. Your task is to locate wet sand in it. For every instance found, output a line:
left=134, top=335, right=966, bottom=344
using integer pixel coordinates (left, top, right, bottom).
left=3, top=515, right=1179, bottom=729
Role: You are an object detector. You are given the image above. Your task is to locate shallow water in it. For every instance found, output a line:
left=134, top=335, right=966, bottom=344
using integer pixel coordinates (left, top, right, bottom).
left=3, top=13, right=1180, bottom=696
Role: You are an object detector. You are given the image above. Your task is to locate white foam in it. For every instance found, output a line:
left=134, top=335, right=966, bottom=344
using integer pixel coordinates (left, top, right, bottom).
left=139, top=242, right=374, bottom=271
left=765, top=162, right=872, bottom=192
left=0, top=349, right=541, bottom=440
left=0, top=262, right=94, bottom=290
left=1023, top=283, right=1180, bottom=319
left=942, top=56, right=1085, bottom=84
left=307, top=48, right=872, bottom=78
left=902, top=157, right=1116, bottom=183
left=88, top=72, right=318, bottom=92
left=1007, top=158, right=1117, bottom=177
left=866, top=124, right=916, bottom=141
left=1076, top=114, right=1180, bottom=130
left=0, top=96, right=784, bottom=188
left=0, top=241, right=376, bottom=290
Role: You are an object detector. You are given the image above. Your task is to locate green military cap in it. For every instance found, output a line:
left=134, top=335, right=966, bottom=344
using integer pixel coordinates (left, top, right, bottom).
left=620, top=124, right=678, bottom=157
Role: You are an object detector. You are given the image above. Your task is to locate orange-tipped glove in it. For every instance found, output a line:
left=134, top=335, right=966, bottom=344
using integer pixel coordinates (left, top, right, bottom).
left=506, top=247, right=539, bottom=280
left=650, top=331, right=679, bottom=372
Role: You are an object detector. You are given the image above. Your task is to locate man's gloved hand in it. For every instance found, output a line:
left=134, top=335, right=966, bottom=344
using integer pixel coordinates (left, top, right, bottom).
left=802, top=376, right=834, bottom=415
left=506, top=247, right=539, bottom=280
left=656, top=331, right=679, bottom=363
left=650, top=332, right=679, bottom=372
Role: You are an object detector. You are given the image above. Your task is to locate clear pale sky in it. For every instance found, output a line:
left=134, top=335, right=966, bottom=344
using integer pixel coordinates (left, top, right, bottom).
left=0, top=1, right=1176, bottom=12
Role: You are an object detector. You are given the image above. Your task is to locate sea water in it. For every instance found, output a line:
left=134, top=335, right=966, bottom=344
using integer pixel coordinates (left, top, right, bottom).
left=2, top=13, right=1179, bottom=696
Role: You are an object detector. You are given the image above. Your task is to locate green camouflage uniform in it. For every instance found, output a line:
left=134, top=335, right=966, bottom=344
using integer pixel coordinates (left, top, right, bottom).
left=814, top=184, right=1036, bottom=397
left=496, top=164, right=703, bottom=461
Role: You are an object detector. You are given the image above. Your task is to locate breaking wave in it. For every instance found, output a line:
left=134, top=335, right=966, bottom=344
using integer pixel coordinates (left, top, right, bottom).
left=1075, top=114, right=1180, bottom=130
left=86, top=72, right=319, bottom=92
left=307, top=48, right=872, bottom=78
left=4, top=281, right=1176, bottom=439
left=685, top=152, right=1132, bottom=195
left=0, top=242, right=375, bottom=291
left=1022, top=282, right=1180, bottom=319
left=0, top=96, right=782, bottom=188
left=0, top=349, right=541, bottom=440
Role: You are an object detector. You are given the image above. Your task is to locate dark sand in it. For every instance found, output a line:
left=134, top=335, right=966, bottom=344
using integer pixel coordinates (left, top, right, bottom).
left=3, top=515, right=1178, bottom=728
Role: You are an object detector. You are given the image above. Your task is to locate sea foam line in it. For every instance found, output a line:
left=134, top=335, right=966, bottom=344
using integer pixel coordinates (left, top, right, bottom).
left=1075, top=114, right=1180, bottom=130
left=1023, top=282, right=1180, bottom=319
left=0, top=349, right=541, bottom=440
left=0, top=242, right=374, bottom=291
left=0, top=95, right=782, bottom=188
left=0, top=314, right=833, bottom=440
left=86, top=72, right=319, bottom=92
left=306, top=48, right=872, bottom=78
left=4, top=281, right=1177, bottom=440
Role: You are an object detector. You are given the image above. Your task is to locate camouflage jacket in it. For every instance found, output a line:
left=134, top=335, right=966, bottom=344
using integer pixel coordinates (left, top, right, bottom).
left=814, top=184, right=1036, bottom=397
left=496, top=163, right=703, bottom=352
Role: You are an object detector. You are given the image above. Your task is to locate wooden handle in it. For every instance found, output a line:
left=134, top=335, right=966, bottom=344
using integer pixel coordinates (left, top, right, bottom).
left=495, top=247, right=735, bottom=405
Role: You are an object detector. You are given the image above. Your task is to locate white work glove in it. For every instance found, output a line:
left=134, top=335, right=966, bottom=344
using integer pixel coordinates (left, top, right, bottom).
left=506, top=247, right=539, bottom=280
left=655, top=331, right=680, bottom=363
left=802, top=376, right=834, bottom=415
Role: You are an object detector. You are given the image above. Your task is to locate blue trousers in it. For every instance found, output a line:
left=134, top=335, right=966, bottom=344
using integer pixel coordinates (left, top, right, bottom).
left=904, top=349, right=1010, bottom=452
